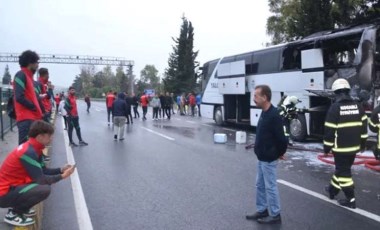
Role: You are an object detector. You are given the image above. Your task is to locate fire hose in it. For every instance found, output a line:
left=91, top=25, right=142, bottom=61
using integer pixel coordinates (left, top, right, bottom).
left=246, top=143, right=380, bottom=172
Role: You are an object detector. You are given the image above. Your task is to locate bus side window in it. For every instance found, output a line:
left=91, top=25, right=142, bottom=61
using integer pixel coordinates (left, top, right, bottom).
left=282, top=48, right=301, bottom=70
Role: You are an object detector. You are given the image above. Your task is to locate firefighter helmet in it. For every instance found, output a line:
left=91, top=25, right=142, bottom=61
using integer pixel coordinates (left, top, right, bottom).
left=332, top=78, right=350, bottom=92
left=283, top=96, right=301, bottom=106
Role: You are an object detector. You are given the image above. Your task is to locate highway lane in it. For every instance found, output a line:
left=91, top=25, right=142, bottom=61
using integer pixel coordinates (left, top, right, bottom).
left=43, top=100, right=380, bottom=230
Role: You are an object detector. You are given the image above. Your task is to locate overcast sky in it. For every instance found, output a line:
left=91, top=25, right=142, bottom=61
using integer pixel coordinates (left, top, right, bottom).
left=0, top=0, right=271, bottom=88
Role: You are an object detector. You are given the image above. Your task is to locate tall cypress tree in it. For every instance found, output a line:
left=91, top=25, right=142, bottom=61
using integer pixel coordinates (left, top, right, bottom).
left=2, top=65, right=11, bottom=85
left=164, top=16, right=198, bottom=94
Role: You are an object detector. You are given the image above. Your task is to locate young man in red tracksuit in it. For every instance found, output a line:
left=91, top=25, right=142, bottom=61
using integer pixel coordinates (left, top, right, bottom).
left=0, top=120, right=76, bottom=227
left=64, top=87, right=88, bottom=147
left=37, top=68, right=52, bottom=123
left=13, top=50, right=43, bottom=144
left=189, top=92, right=196, bottom=116
left=54, top=94, right=61, bottom=113
left=140, top=93, right=149, bottom=121
left=106, top=90, right=116, bottom=126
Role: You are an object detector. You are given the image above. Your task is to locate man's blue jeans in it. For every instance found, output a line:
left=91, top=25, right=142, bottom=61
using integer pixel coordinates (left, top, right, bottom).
left=256, top=160, right=281, bottom=216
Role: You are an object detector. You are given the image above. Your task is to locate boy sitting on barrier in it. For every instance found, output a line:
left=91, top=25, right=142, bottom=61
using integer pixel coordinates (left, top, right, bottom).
left=0, top=120, right=75, bottom=227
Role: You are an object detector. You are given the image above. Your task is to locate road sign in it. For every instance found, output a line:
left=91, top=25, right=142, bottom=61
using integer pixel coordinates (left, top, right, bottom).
left=144, top=89, right=155, bottom=96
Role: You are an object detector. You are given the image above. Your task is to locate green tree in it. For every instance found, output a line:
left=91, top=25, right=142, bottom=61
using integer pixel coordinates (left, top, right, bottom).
left=116, top=65, right=129, bottom=93
left=163, top=16, right=199, bottom=94
left=140, top=65, right=160, bottom=89
left=2, top=65, right=11, bottom=85
left=266, top=0, right=379, bottom=45
left=78, top=65, right=95, bottom=96
left=267, top=0, right=333, bottom=44
left=93, top=71, right=106, bottom=89
left=102, top=65, right=116, bottom=87
left=72, top=75, right=83, bottom=95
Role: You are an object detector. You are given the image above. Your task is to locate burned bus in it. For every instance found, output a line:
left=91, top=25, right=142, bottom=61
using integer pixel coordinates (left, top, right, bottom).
left=200, top=20, right=380, bottom=141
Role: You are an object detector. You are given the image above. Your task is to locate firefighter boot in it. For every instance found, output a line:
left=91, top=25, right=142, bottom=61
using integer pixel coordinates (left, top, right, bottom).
left=338, top=198, right=356, bottom=209
left=324, top=185, right=339, bottom=200
left=339, top=186, right=356, bottom=209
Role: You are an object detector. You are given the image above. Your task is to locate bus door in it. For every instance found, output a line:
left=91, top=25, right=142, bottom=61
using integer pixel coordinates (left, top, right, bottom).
left=217, top=60, right=246, bottom=123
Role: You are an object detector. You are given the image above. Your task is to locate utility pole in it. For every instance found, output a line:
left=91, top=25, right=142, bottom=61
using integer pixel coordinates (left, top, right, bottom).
left=128, top=64, right=134, bottom=94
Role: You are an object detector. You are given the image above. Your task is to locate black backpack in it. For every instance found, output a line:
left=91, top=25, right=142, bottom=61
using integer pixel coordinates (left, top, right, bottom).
left=6, top=94, right=16, bottom=119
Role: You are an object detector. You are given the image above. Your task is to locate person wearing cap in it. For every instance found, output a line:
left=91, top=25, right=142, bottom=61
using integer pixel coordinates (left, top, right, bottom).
left=368, top=96, right=380, bottom=161
left=323, top=78, right=368, bottom=209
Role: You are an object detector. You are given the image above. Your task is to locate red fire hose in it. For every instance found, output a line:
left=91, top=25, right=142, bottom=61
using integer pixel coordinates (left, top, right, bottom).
left=364, top=159, right=380, bottom=172
left=318, top=154, right=380, bottom=172
left=317, top=154, right=368, bottom=165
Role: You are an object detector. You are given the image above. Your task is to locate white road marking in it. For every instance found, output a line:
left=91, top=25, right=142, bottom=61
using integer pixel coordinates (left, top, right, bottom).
left=202, top=124, right=213, bottom=127
left=277, top=179, right=380, bottom=223
left=141, top=127, right=175, bottom=141
left=62, top=122, right=93, bottom=230
left=186, top=121, right=197, bottom=124
left=223, top=128, right=236, bottom=132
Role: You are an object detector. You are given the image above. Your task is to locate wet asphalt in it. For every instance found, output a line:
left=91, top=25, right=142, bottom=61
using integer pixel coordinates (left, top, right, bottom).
left=43, top=101, right=380, bottom=230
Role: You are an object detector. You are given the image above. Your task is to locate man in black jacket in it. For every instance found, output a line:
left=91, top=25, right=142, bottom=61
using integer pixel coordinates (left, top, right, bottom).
left=125, top=92, right=133, bottom=124
left=112, top=93, right=128, bottom=141
left=246, top=85, right=288, bottom=224
left=131, top=93, right=140, bottom=119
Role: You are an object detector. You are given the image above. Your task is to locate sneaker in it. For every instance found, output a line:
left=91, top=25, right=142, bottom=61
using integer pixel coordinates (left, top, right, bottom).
left=119, top=138, right=124, bottom=141
left=108, top=122, right=110, bottom=126
left=43, top=155, right=51, bottom=162
left=79, top=140, right=88, bottom=146
left=246, top=210, right=269, bottom=220
left=4, top=210, right=35, bottom=227
left=8, top=208, right=36, bottom=217
left=70, top=142, right=78, bottom=147
left=114, top=135, right=118, bottom=141
left=338, top=198, right=356, bottom=209
left=257, top=214, right=282, bottom=224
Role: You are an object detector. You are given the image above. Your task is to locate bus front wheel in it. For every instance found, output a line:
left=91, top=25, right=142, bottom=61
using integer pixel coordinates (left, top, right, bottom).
left=214, top=107, right=224, bottom=125
left=289, top=114, right=307, bottom=141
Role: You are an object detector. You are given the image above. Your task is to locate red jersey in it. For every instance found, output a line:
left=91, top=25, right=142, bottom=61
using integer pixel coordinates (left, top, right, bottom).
left=140, top=95, right=149, bottom=107
left=38, top=77, right=52, bottom=112
left=106, top=94, right=116, bottom=108
left=0, top=138, right=62, bottom=196
left=65, top=94, right=78, bottom=116
left=54, top=95, right=61, bottom=105
left=189, top=95, right=196, bottom=106
left=0, top=138, right=43, bottom=195
left=13, top=68, right=43, bottom=121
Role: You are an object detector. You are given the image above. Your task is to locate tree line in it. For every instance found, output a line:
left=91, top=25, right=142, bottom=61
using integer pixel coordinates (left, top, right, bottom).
left=71, top=16, right=200, bottom=98
left=267, top=0, right=379, bottom=44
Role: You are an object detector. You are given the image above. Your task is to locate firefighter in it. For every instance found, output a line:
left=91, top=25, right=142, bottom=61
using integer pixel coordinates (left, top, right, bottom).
left=277, top=95, right=302, bottom=143
left=323, top=78, right=368, bottom=209
left=368, top=96, right=380, bottom=161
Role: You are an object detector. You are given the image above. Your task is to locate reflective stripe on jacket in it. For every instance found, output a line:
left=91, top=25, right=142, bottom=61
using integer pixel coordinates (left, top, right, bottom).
left=323, top=96, right=367, bottom=154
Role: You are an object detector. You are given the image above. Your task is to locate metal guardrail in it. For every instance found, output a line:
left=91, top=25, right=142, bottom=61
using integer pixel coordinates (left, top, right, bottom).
left=0, top=87, right=16, bottom=140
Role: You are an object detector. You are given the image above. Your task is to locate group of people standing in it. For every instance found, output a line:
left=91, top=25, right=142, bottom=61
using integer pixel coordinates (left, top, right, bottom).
left=0, top=50, right=77, bottom=227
